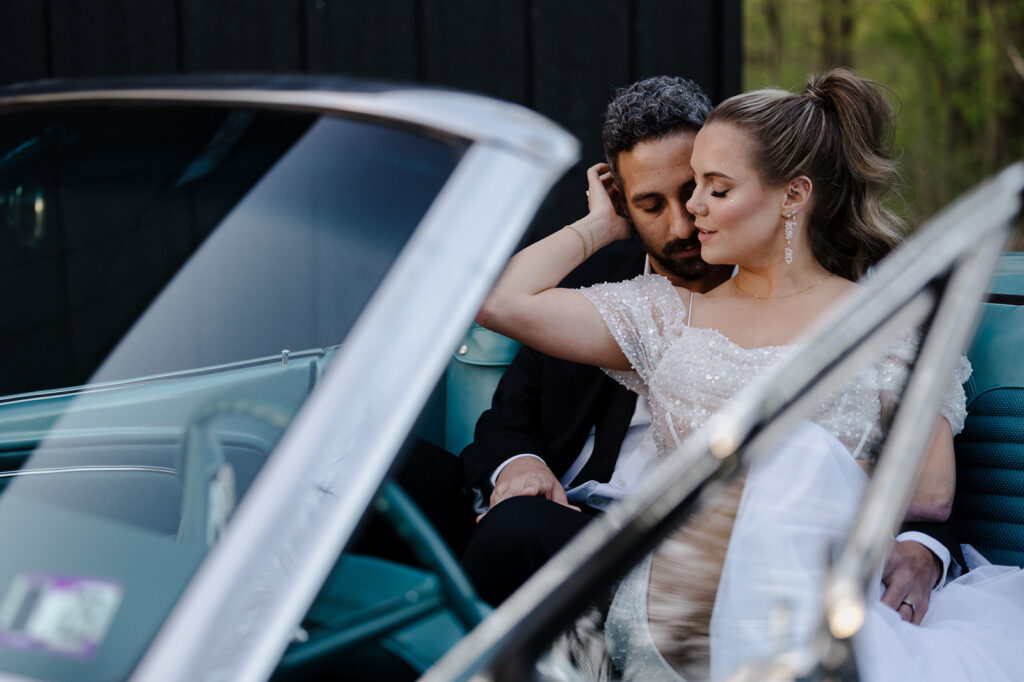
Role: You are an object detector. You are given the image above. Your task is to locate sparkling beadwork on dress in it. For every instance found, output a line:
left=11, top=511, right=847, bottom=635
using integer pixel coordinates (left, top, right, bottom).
left=606, top=555, right=684, bottom=680
left=579, top=274, right=970, bottom=464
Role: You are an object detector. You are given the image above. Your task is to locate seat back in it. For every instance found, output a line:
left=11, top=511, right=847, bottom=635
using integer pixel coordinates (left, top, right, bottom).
left=443, top=323, right=520, bottom=455
left=410, top=324, right=518, bottom=455
left=953, top=252, right=1024, bottom=567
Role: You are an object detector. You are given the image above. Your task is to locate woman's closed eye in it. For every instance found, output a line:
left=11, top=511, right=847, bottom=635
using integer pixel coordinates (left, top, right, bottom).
left=710, top=187, right=729, bottom=198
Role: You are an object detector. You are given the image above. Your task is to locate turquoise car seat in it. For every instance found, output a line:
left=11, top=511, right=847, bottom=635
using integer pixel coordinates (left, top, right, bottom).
left=954, top=252, right=1024, bottom=567
left=444, top=323, right=521, bottom=455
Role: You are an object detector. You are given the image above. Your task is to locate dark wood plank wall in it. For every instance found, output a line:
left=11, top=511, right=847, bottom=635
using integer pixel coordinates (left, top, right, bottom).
left=0, top=0, right=741, bottom=238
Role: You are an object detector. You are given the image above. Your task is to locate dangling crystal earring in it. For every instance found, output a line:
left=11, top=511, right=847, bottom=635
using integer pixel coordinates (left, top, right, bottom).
left=784, top=210, right=796, bottom=264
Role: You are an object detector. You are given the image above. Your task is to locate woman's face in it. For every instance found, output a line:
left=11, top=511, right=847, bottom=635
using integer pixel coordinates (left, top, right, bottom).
left=685, top=123, right=788, bottom=268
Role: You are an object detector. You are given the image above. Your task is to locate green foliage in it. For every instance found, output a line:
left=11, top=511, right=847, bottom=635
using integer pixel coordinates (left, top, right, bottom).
left=744, top=0, right=1024, bottom=233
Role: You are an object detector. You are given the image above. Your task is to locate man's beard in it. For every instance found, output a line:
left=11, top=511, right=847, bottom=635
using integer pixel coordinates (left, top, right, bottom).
left=647, top=237, right=721, bottom=281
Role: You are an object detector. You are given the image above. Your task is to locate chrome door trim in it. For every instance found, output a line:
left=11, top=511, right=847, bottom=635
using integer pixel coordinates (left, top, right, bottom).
left=0, top=466, right=177, bottom=479
left=0, top=87, right=576, bottom=167
left=0, top=349, right=326, bottom=407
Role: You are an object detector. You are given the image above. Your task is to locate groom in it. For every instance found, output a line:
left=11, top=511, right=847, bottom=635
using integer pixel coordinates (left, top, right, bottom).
left=455, top=75, right=956, bottom=621
left=460, top=75, right=727, bottom=600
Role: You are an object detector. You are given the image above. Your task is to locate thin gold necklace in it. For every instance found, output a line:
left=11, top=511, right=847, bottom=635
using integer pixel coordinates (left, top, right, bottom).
left=733, top=274, right=831, bottom=299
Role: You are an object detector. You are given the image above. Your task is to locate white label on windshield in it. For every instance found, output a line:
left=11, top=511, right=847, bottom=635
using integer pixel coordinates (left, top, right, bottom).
left=0, top=573, right=122, bottom=659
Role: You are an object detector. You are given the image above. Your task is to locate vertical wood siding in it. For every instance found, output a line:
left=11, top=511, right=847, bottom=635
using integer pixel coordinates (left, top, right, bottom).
left=0, top=0, right=741, bottom=238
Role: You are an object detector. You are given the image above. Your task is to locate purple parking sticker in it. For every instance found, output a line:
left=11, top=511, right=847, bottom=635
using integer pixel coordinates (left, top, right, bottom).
left=0, top=573, right=122, bottom=660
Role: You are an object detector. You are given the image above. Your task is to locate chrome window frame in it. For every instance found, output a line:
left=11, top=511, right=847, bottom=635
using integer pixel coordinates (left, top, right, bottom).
left=423, top=164, right=1024, bottom=682
left=0, top=86, right=578, bottom=682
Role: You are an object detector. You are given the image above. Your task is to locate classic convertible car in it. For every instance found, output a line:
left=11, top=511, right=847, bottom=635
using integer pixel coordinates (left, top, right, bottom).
left=0, top=75, right=1020, bottom=682
left=0, top=76, right=576, bottom=682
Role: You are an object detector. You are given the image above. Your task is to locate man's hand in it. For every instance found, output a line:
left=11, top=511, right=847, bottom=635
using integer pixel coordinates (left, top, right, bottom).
left=881, top=539, right=943, bottom=625
left=482, top=457, right=580, bottom=521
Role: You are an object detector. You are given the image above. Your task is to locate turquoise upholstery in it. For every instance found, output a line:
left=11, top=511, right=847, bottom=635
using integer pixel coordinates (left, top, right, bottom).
left=444, top=323, right=521, bottom=455
left=277, top=483, right=491, bottom=681
left=411, top=323, right=520, bottom=455
left=273, top=555, right=465, bottom=681
left=954, top=252, right=1024, bottom=567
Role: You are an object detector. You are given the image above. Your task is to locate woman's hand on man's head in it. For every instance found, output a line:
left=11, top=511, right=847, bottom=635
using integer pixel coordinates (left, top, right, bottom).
left=583, top=162, right=634, bottom=244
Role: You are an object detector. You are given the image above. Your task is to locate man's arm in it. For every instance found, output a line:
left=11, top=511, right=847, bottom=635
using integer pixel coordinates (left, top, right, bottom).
left=488, top=455, right=578, bottom=512
left=900, top=517, right=966, bottom=574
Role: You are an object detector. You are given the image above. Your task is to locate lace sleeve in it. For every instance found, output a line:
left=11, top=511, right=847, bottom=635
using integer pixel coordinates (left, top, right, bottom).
left=578, top=274, right=688, bottom=392
left=879, top=336, right=973, bottom=436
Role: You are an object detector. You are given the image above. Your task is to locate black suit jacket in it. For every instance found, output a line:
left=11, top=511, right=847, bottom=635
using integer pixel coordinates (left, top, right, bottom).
left=460, top=239, right=646, bottom=497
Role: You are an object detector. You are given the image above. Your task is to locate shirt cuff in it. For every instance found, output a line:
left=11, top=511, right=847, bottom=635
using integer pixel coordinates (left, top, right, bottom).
left=489, top=453, right=545, bottom=487
left=895, top=531, right=951, bottom=589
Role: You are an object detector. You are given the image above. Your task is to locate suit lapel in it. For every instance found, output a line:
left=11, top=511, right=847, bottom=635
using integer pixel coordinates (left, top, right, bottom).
left=569, top=381, right=637, bottom=487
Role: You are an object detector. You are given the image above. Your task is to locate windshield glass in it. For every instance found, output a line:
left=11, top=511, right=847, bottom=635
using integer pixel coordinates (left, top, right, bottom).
left=0, top=102, right=462, bottom=680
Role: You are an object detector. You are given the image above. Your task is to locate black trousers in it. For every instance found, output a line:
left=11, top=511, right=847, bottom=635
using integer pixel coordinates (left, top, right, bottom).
left=461, top=496, right=592, bottom=606
left=352, top=437, right=592, bottom=606
left=349, top=437, right=476, bottom=563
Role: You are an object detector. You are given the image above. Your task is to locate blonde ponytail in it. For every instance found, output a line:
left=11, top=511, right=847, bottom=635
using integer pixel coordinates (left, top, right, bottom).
left=706, top=68, right=905, bottom=280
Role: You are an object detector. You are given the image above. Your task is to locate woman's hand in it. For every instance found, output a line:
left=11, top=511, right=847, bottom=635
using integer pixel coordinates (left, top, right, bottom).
left=583, top=162, right=634, bottom=245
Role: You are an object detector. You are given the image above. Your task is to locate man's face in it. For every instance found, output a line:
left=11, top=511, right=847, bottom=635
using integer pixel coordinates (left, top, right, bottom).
left=615, top=131, right=725, bottom=288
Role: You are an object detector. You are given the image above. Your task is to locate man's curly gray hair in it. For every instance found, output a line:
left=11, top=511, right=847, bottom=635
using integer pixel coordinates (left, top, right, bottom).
left=602, top=75, right=712, bottom=177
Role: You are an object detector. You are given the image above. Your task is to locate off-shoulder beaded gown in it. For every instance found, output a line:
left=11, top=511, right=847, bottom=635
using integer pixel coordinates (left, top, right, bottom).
left=578, top=274, right=1024, bottom=682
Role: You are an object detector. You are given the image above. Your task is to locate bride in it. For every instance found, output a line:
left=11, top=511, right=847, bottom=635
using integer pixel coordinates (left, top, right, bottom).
left=476, top=68, right=1024, bottom=680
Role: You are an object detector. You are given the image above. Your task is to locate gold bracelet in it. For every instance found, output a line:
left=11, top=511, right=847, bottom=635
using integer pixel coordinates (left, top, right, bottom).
left=565, top=224, right=589, bottom=259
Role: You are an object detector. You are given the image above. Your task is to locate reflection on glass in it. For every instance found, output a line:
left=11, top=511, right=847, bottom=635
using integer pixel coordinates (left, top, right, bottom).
left=0, top=104, right=462, bottom=680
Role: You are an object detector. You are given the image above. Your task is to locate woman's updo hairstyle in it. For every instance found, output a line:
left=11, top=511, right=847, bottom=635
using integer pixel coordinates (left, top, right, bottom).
left=705, top=68, right=905, bottom=280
